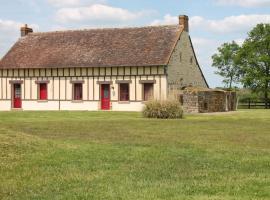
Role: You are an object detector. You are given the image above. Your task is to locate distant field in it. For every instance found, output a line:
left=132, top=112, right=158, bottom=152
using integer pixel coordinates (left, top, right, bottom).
left=0, top=110, right=269, bottom=200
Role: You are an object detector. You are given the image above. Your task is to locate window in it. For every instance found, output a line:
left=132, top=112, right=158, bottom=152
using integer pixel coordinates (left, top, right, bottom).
left=143, top=83, right=153, bottom=101
left=73, top=83, right=83, bottom=100
left=204, top=101, right=208, bottom=110
left=38, top=83, right=47, bottom=100
left=119, top=83, right=129, bottom=101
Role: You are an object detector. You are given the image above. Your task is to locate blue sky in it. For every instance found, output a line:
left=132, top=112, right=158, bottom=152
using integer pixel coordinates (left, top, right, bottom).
left=1, top=0, right=270, bottom=87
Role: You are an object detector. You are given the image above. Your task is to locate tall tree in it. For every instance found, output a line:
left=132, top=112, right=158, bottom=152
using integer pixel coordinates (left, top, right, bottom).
left=212, top=41, right=240, bottom=89
left=237, top=24, right=270, bottom=108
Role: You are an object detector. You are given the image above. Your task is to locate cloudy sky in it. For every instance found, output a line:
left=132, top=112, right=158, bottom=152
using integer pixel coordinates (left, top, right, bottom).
left=1, top=0, right=270, bottom=87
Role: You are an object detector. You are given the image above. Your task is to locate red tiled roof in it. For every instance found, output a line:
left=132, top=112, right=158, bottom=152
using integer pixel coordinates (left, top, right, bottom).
left=0, top=25, right=183, bottom=69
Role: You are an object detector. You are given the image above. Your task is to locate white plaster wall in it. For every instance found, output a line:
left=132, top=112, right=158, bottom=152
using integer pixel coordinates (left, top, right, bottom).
left=24, top=78, right=31, bottom=99
left=112, top=102, right=144, bottom=111
left=160, top=76, right=168, bottom=100
left=136, top=77, right=142, bottom=101
left=22, top=101, right=59, bottom=111
left=94, top=77, right=100, bottom=101
left=6, top=78, right=11, bottom=99
left=32, top=80, right=37, bottom=100
left=0, top=101, right=11, bottom=111
left=2, top=78, right=7, bottom=99
left=59, top=77, right=66, bottom=100
left=60, top=101, right=99, bottom=111
left=54, top=78, right=60, bottom=99
left=130, top=76, right=136, bottom=101
left=111, top=77, right=118, bottom=101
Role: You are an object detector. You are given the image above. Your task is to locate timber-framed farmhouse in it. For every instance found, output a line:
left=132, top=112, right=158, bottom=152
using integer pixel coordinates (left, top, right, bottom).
left=0, top=15, right=208, bottom=111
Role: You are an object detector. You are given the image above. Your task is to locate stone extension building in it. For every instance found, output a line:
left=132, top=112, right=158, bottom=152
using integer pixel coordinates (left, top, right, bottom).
left=182, top=87, right=237, bottom=113
left=0, top=15, right=208, bottom=111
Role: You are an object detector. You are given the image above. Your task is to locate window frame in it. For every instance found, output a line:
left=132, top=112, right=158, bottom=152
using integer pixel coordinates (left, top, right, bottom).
left=72, top=83, right=83, bottom=101
left=38, top=83, right=48, bottom=101
left=119, top=83, right=130, bottom=102
left=143, top=83, right=154, bottom=101
left=35, top=80, right=49, bottom=101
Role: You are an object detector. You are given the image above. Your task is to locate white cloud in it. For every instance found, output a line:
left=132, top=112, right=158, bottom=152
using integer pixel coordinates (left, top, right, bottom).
left=151, top=14, right=270, bottom=34
left=215, top=0, right=270, bottom=7
left=195, top=14, right=270, bottom=33
left=47, top=0, right=107, bottom=7
left=151, top=14, right=177, bottom=26
left=55, top=4, right=153, bottom=24
left=0, top=20, right=21, bottom=58
left=191, top=37, right=224, bottom=87
left=48, top=0, right=81, bottom=7
left=0, top=19, right=38, bottom=58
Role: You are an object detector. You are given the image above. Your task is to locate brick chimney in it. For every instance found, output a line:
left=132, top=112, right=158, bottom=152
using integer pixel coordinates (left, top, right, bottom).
left=20, top=24, right=33, bottom=37
left=179, top=15, right=189, bottom=32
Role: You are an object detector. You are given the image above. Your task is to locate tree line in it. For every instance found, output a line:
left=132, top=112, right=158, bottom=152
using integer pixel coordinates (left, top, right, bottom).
left=212, top=24, right=270, bottom=108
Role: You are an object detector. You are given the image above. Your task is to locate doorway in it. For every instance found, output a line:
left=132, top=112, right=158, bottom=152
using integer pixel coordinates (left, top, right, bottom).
left=13, top=84, right=22, bottom=109
left=101, top=84, right=110, bottom=110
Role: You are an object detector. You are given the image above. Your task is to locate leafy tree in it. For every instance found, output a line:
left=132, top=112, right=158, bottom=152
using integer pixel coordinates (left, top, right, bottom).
left=212, top=41, right=240, bottom=89
left=237, top=24, right=270, bottom=108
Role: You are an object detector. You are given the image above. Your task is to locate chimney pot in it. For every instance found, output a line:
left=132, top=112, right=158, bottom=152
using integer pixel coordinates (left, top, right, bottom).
left=179, top=15, right=189, bottom=32
left=20, top=24, right=33, bottom=37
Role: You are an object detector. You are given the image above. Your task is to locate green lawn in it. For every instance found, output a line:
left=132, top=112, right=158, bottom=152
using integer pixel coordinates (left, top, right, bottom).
left=0, top=110, right=269, bottom=200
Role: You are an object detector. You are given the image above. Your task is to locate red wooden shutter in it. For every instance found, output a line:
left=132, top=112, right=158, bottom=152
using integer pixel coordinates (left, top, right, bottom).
left=39, top=83, right=47, bottom=100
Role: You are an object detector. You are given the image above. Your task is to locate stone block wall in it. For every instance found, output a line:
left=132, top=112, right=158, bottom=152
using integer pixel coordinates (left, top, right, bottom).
left=167, top=31, right=208, bottom=89
left=198, top=91, right=227, bottom=113
left=182, top=88, right=237, bottom=113
left=182, top=92, right=199, bottom=113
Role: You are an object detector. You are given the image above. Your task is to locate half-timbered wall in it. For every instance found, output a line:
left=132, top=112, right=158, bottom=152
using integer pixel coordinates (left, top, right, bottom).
left=0, top=66, right=167, bottom=111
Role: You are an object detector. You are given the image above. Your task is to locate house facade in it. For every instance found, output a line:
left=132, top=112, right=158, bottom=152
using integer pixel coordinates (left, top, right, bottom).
left=0, top=15, right=208, bottom=111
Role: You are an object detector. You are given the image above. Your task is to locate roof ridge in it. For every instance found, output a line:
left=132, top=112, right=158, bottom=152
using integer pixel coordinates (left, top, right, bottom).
left=29, top=24, right=180, bottom=36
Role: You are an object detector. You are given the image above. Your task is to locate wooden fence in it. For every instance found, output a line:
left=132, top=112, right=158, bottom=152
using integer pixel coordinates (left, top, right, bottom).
left=238, top=98, right=270, bottom=109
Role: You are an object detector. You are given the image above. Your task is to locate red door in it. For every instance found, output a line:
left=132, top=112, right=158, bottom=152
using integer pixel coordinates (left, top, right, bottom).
left=13, top=84, right=22, bottom=109
left=101, top=84, right=110, bottom=110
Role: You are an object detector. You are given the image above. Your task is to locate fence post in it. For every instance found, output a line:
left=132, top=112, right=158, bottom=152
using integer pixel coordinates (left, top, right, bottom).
left=248, top=98, right=251, bottom=109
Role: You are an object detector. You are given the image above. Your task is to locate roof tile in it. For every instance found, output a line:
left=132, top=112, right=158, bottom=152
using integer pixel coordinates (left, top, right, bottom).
left=0, top=25, right=182, bottom=69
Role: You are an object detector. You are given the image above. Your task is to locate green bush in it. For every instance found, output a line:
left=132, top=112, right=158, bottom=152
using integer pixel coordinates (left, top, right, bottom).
left=143, top=100, right=183, bottom=119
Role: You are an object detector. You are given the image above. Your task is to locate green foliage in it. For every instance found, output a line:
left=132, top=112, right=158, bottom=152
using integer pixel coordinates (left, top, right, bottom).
left=142, top=99, right=183, bottom=119
left=237, top=24, right=270, bottom=105
left=212, top=41, right=240, bottom=88
left=237, top=88, right=262, bottom=102
left=0, top=111, right=270, bottom=199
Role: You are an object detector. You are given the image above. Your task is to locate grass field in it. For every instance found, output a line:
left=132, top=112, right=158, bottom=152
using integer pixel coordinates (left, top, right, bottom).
left=0, top=110, right=269, bottom=200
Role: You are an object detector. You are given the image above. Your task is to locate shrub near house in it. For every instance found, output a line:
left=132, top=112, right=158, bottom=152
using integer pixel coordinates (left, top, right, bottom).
left=143, top=100, right=183, bottom=119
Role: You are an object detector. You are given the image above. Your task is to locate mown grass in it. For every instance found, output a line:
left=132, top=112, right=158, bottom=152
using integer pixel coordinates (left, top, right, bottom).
left=0, top=110, right=269, bottom=200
